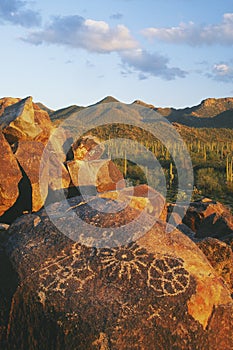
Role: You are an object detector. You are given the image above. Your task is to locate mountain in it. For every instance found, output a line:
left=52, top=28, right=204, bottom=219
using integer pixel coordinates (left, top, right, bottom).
left=155, top=97, right=233, bottom=128
left=49, top=105, right=85, bottom=125
left=48, top=96, right=233, bottom=129
left=35, top=102, right=54, bottom=115
left=88, top=95, right=120, bottom=108
left=2, top=95, right=233, bottom=129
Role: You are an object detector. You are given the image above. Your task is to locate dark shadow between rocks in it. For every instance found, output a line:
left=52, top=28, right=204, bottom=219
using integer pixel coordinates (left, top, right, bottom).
left=0, top=164, right=32, bottom=224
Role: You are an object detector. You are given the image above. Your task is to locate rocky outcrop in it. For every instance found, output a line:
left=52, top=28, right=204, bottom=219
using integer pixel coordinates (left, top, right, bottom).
left=183, top=198, right=233, bottom=240
left=0, top=131, right=22, bottom=216
left=0, top=97, right=71, bottom=221
left=2, top=194, right=233, bottom=349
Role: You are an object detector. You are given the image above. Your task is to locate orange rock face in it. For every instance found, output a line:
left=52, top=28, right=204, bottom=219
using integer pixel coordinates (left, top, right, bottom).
left=72, top=135, right=105, bottom=161
left=67, top=159, right=125, bottom=193
left=15, top=141, right=47, bottom=212
left=0, top=131, right=22, bottom=216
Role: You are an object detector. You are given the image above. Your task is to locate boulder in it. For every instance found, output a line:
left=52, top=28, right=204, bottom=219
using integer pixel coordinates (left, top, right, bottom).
left=67, top=159, right=125, bottom=193
left=183, top=198, right=233, bottom=240
left=3, top=194, right=233, bottom=349
left=0, top=97, right=42, bottom=144
left=0, top=97, right=54, bottom=146
left=0, top=131, right=22, bottom=217
left=197, top=238, right=233, bottom=295
left=15, top=141, right=48, bottom=212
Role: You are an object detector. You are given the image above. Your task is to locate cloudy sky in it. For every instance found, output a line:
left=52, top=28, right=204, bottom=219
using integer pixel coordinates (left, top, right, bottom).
left=1, top=0, right=233, bottom=109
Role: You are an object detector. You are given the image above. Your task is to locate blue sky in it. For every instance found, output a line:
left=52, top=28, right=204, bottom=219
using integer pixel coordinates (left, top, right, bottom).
left=0, top=0, right=233, bottom=109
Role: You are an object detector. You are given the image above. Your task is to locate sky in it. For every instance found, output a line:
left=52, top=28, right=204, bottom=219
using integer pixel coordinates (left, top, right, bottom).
left=0, top=0, right=233, bottom=110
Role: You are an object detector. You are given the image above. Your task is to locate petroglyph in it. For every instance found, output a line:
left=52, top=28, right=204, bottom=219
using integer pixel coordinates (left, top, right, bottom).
left=147, top=255, right=190, bottom=297
left=97, top=243, right=151, bottom=282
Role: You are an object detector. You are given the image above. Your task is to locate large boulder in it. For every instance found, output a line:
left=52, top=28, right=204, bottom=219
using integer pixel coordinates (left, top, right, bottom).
left=0, top=97, right=42, bottom=144
left=3, top=194, right=233, bottom=349
left=0, top=131, right=22, bottom=217
left=0, top=97, right=54, bottom=146
left=67, top=159, right=125, bottom=193
left=183, top=198, right=233, bottom=240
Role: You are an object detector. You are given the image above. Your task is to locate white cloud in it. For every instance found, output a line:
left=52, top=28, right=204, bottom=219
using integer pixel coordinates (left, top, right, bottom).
left=24, top=15, right=138, bottom=53
left=142, top=13, right=233, bottom=46
left=23, top=14, right=187, bottom=81
left=120, top=49, right=187, bottom=80
left=0, top=0, right=41, bottom=27
left=208, top=63, right=233, bottom=82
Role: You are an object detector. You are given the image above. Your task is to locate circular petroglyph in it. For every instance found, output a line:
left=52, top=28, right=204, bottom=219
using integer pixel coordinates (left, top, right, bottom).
left=97, top=242, right=152, bottom=282
left=148, top=255, right=190, bottom=297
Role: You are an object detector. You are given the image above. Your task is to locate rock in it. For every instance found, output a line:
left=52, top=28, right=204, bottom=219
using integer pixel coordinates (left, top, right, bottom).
left=0, top=97, right=42, bottom=144
left=183, top=198, right=233, bottom=240
left=46, top=152, right=71, bottom=192
left=3, top=195, right=233, bottom=349
left=67, top=159, right=125, bottom=193
left=15, top=141, right=48, bottom=212
left=0, top=97, right=54, bottom=146
left=197, top=238, right=233, bottom=295
left=99, top=184, right=167, bottom=222
left=33, top=103, right=54, bottom=145
left=0, top=223, right=10, bottom=232
left=0, top=131, right=22, bottom=217
left=71, top=135, right=105, bottom=161
left=0, top=97, right=21, bottom=115
left=0, top=220, right=18, bottom=348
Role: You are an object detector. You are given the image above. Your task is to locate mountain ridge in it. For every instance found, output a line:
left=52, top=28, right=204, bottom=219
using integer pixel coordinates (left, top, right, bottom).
left=1, top=95, right=233, bottom=128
